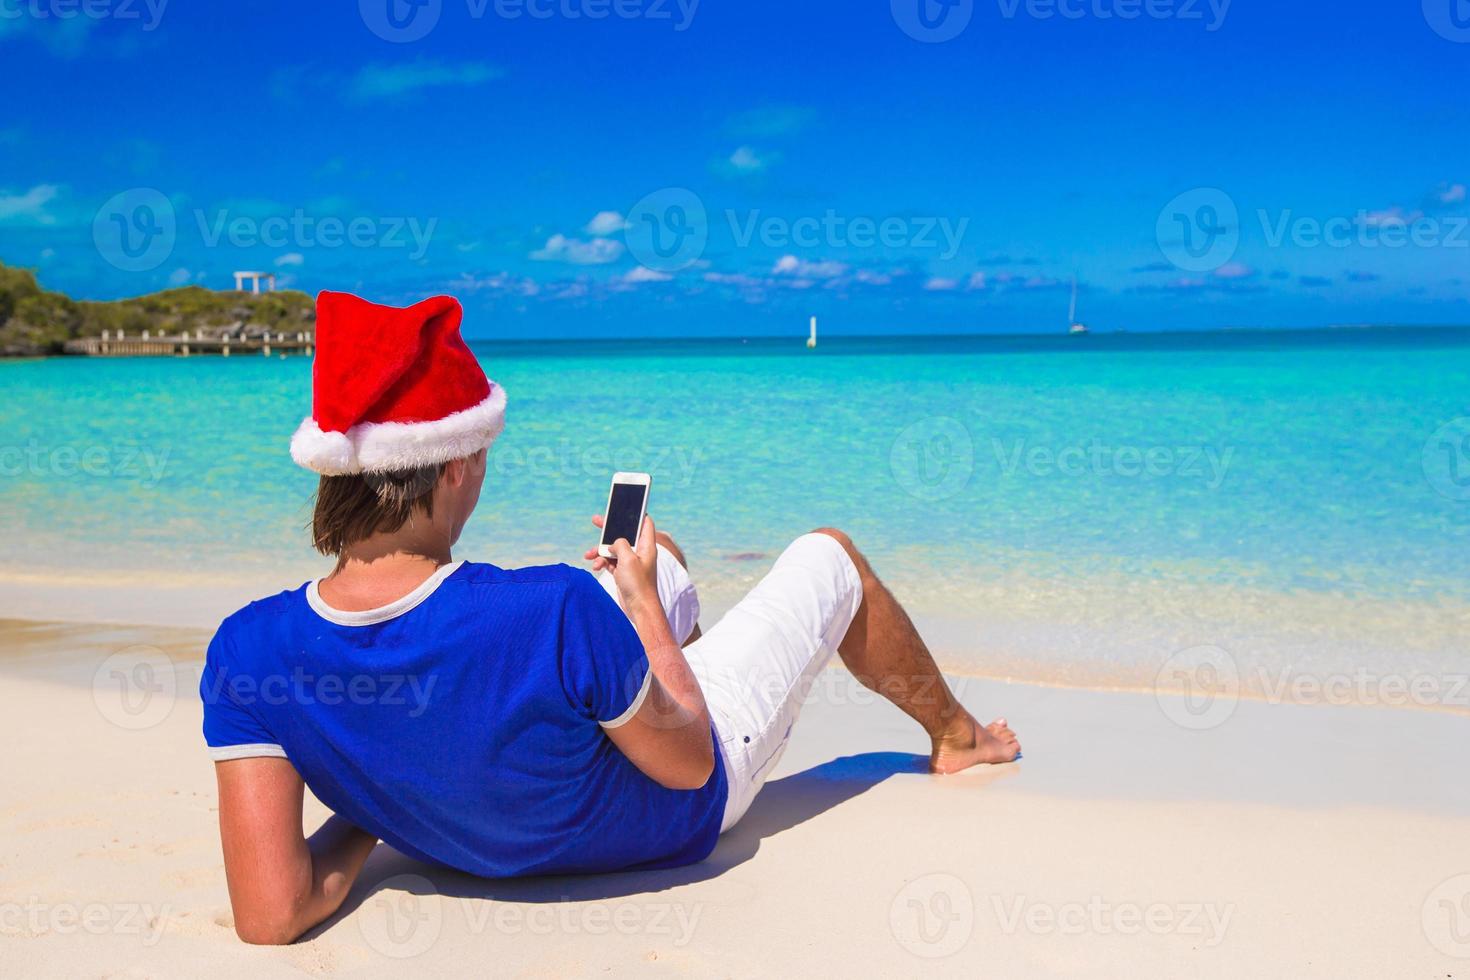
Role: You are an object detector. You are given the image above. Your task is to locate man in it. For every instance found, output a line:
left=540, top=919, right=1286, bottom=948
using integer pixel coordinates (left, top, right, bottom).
left=202, top=292, right=1020, bottom=945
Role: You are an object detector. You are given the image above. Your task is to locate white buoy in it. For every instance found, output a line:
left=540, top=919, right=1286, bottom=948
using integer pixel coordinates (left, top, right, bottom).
left=807, top=315, right=817, bottom=349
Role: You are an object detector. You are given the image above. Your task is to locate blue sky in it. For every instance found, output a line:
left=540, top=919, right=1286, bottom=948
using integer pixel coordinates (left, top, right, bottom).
left=1, top=0, right=1468, bottom=337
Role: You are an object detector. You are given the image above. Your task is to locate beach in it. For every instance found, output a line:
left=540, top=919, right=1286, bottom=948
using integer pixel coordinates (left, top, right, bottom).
left=3, top=331, right=1470, bottom=975
left=2, top=615, right=1468, bottom=977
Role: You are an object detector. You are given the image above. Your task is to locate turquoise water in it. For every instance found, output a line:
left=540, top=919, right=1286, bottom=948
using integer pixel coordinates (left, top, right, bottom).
left=3, top=329, right=1469, bottom=687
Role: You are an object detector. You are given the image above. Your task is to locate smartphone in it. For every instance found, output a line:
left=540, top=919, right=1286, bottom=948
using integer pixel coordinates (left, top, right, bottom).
left=598, top=472, right=652, bottom=560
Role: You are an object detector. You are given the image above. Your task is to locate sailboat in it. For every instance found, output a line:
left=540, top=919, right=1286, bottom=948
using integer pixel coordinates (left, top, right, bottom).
left=1068, top=278, right=1089, bottom=335
left=806, top=315, right=817, bottom=349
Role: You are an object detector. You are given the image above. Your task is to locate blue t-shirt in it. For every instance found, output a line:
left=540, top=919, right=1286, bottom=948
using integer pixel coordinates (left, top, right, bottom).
left=200, top=561, right=727, bottom=877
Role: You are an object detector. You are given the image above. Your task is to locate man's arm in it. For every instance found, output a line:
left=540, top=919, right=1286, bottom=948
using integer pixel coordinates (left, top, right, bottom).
left=214, top=757, right=378, bottom=945
left=587, top=515, right=716, bottom=791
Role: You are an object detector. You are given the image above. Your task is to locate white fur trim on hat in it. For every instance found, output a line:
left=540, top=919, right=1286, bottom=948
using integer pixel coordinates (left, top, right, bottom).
left=290, top=386, right=506, bottom=476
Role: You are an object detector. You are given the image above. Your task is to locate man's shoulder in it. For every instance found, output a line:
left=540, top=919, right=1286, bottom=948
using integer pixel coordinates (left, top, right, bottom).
left=453, top=560, right=599, bottom=592
left=449, top=562, right=614, bottom=618
left=209, top=584, right=310, bottom=663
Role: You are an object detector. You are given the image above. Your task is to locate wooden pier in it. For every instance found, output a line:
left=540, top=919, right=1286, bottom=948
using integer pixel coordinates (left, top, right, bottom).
left=64, top=329, right=314, bottom=358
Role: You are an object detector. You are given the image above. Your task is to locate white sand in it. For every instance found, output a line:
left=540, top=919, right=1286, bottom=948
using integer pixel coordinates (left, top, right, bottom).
left=2, top=618, right=1468, bottom=978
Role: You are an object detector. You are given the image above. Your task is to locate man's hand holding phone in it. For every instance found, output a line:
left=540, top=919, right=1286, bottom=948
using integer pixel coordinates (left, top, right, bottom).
left=584, top=513, right=660, bottom=613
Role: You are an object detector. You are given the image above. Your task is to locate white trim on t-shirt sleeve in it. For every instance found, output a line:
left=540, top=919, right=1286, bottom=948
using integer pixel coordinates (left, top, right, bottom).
left=599, top=669, right=653, bottom=730
left=209, top=743, right=288, bottom=762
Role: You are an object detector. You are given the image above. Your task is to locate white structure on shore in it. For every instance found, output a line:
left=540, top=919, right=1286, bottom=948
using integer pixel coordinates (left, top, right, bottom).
left=807, top=316, right=818, bottom=349
left=233, top=271, right=277, bottom=293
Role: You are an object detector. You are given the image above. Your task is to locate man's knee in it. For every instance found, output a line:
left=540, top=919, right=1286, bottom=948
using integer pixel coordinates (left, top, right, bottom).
left=656, top=530, right=689, bottom=569
left=810, top=527, right=867, bottom=572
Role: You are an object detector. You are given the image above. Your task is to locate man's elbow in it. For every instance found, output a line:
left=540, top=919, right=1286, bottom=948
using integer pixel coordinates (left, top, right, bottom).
left=234, top=912, right=304, bottom=946
left=657, top=746, right=716, bottom=791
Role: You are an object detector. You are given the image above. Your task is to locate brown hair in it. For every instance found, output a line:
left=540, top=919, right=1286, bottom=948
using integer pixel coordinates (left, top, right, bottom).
left=311, top=464, right=446, bottom=556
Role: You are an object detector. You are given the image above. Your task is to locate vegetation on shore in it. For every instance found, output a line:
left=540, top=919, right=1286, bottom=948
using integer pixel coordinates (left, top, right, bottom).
left=0, top=262, right=315, bottom=356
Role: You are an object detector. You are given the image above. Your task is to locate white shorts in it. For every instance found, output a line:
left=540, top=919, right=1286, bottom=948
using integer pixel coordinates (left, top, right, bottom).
left=600, top=533, right=864, bottom=832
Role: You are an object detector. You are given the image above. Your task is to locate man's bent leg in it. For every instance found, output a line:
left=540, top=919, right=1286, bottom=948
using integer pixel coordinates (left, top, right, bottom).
left=654, top=530, right=701, bottom=644
left=810, top=528, right=1021, bottom=774
left=598, top=540, right=702, bottom=646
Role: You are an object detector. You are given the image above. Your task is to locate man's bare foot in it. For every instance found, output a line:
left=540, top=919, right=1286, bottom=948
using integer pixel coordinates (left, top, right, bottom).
left=929, top=715, right=1021, bottom=774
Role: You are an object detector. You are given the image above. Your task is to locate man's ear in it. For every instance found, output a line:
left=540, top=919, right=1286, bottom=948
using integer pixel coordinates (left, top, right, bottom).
left=441, top=457, right=467, bottom=488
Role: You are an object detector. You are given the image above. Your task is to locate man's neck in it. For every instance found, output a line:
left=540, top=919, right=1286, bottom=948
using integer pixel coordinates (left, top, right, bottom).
left=319, top=533, right=455, bottom=612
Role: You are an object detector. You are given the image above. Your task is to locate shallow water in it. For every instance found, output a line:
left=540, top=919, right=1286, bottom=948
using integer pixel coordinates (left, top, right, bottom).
left=4, top=328, right=1468, bottom=694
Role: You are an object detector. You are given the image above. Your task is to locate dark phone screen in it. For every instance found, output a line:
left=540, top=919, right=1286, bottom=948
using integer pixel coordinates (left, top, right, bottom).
left=601, top=482, right=648, bottom=547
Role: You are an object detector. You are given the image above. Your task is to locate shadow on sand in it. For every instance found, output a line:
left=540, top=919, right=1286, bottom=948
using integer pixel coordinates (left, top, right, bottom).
left=315, top=751, right=931, bottom=933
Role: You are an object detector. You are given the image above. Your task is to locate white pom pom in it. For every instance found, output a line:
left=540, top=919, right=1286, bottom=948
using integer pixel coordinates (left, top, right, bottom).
left=290, top=419, right=358, bottom=475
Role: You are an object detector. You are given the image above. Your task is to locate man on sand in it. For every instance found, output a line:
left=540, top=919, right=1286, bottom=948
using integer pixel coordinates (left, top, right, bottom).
left=202, top=291, right=1020, bottom=944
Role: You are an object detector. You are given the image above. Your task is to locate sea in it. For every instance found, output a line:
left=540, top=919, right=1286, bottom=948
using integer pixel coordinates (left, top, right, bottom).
left=4, top=327, right=1468, bottom=703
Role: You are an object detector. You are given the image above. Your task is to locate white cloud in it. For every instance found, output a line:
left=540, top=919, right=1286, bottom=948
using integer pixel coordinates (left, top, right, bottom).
left=275, top=252, right=305, bottom=267
left=39, top=247, right=55, bottom=260
left=704, top=271, right=764, bottom=288
left=622, top=266, right=672, bottom=283
left=728, top=146, right=766, bottom=172
left=585, top=211, right=629, bottom=237
left=1212, top=261, right=1255, bottom=279
left=714, top=145, right=782, bottom=179
left=0, top=184, right=60, bottom=224
left=453, top=272, right=541, bottom=297
left=772, top=255, right=848, bottom=279
left=530, top=234, right=624, bottom=265
left=1434, top=183, right=1467, bottom=206
left=168, top=267, right=192, bottom=287
left=966, top=272, right=987, bottom=290
left=923, top=277, right=960, bottom=291
left=351, top=60, right=502, bottom=100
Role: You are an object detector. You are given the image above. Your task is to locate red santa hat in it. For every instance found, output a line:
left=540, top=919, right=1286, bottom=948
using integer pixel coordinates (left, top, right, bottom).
left=289, top=291, right=506, bottom=475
